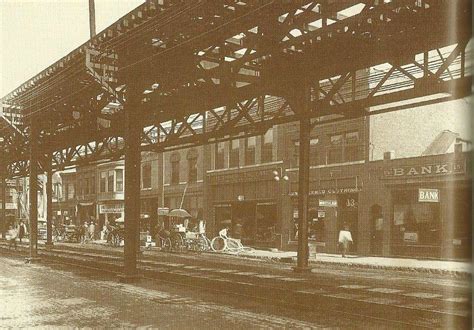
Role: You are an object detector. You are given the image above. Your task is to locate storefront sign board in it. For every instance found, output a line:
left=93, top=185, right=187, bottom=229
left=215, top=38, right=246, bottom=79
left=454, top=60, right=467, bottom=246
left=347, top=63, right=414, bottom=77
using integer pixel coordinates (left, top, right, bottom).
left=383, top=160, right=465, bottom=178
left=319, top=200, right=338, bottom=207
left=418, top=188, right=439, bottom=202
left=99, top=203, right=124, bottom=214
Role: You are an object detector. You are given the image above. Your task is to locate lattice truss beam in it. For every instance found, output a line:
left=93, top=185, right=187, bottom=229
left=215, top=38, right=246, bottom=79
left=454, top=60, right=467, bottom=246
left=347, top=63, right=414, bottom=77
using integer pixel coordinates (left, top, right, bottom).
left=1, top=0, right=472, bottom=177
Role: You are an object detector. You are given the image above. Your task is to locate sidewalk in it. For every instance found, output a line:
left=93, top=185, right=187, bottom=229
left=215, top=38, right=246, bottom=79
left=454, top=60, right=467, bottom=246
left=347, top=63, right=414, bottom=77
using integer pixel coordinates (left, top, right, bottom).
left=234, top=249, right=471, bottom=276
left=4, top=238, right=471, bottom=276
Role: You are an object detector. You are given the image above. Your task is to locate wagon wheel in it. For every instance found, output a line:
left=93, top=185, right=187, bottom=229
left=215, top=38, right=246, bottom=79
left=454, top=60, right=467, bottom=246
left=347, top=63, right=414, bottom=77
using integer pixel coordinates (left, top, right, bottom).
left=170, top=233, right=184, bottom=251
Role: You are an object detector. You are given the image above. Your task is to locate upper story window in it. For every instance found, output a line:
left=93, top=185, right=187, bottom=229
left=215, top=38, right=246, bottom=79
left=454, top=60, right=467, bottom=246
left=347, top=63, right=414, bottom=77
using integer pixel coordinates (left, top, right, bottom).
left=67, top=183, right=75, bottom=200
left=229, top=139, right=239, bottom=168
left=327, top=131, right=362, bottom=164
left=215, top=142, right=225, bottom=169
left=116, top=170, right=124, bottom=192
left=187, top=149, right=198, bottom=183
left=91, top=176, right=96, bottom=194
left=107, top=170, right=114, bottom=192
left=245, top=136, right=256, bottom=165
left=84, top=178, right=90, bottom=195
left=261, top=128, right=273, bottom=163
left=100, top=172, right=106, bottom=193
left=309, top=138, right=319, bottom=166
left=170, top=153, right=180, bottom=184
left=142, top=163, right=151, bottom=189
left=292, top=140, right=300, bottom=168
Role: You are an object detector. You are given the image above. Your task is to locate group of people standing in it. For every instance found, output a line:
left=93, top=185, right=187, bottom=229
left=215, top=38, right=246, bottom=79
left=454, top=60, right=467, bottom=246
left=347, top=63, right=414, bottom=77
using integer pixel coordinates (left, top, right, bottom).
left=6, top=221, right=28, bottom=250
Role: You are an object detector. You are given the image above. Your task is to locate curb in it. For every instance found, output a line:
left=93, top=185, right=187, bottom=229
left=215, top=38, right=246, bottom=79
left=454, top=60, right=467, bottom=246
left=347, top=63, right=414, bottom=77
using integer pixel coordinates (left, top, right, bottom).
left=235, top=252, right=471, bottom=277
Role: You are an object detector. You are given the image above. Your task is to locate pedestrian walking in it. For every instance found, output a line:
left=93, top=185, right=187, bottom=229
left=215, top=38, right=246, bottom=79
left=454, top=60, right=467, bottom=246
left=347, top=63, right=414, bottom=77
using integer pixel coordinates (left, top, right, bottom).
left=88, top=221, right=96, bottom=241
left=7, top=225, right=18, bottom=250
left=338, top=224, right=353, bottom=258
left=80, top=221, right=88, bottom=244
left=18, top=220, right=27, bottom=243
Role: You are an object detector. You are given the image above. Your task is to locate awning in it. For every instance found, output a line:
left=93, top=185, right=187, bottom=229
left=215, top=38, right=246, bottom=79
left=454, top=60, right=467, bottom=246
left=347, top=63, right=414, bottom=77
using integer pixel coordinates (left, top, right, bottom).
left=78, top=202, right=94, bottom=206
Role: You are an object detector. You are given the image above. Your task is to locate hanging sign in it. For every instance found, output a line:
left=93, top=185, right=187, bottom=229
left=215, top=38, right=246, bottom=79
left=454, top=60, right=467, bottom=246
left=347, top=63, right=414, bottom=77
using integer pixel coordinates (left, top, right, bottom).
left=418, top=189, right=439, bottom=203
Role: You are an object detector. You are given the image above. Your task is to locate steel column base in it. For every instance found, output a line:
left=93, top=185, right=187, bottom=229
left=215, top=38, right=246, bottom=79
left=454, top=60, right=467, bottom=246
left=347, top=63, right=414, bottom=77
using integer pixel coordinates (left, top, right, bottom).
left=292, top=266, right=312, bottom=273
left=117, top=273, right=143, bottom=283
left=25, top=257, right=41, bottom=264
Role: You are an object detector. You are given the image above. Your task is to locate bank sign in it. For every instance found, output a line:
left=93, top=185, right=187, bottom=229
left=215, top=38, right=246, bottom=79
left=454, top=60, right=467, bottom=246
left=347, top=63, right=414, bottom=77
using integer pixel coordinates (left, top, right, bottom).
left=384, top=160, right=465, bottom=178
left=418, top=189, right=439, bottom=203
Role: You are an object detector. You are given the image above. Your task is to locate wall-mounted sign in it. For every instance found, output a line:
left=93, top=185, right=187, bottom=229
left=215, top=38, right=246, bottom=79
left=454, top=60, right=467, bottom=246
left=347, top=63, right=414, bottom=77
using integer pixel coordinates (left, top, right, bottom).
left=237, top=195, right=245, bottom=201
left=403, top=232, right=418, bottom=242
left=293, top=209, right=298, bottom=218
left=99, top=203, right=124, bottom=214
left=289, top=187, right=361, bottom=196
left=210, top=169, right=274, bottom=185
left=418, top=188, right=439, bottom=203
left=319, top=200, right=338, bottom=207
left=317, top=210, right=325, bottom=218
left=157, top=207, right=169, bottom=216
left=0, top=203, right=16, bottom=209
left=383, top=160, right=465, bottom=178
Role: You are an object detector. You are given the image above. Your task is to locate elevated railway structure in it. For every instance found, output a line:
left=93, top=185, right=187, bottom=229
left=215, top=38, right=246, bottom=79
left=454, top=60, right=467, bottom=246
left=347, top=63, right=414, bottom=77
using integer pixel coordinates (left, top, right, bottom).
left=0, top=0, right=471, bottom=277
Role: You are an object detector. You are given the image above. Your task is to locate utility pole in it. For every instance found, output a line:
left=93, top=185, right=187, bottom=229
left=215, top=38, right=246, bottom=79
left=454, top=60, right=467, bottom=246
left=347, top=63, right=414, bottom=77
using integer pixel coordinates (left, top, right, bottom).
left=89, top=0, right=96, bottom=39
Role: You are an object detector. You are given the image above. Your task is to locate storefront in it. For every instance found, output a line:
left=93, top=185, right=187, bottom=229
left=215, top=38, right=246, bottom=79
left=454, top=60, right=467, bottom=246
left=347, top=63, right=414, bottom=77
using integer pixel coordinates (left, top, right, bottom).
left=288, top=187, right=362, bottom=254
left=208, top=165, right=282, bottom=248
left=97, top=201, right=124, bottom=227
left=368, top=153, right=471, bottom=260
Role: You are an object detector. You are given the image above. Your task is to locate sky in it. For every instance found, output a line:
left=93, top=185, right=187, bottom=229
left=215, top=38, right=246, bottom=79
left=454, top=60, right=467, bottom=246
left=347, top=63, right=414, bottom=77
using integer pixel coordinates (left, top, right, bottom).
left=0, top=0, right=145, bottom=97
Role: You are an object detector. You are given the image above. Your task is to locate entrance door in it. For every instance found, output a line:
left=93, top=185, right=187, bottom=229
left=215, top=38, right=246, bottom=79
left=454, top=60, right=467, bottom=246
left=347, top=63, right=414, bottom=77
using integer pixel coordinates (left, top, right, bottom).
left=338, top=194, right=359, bottom=253
left=370, top=205, right=383, bottom=255
left=232, top=201, right=256, bottom=243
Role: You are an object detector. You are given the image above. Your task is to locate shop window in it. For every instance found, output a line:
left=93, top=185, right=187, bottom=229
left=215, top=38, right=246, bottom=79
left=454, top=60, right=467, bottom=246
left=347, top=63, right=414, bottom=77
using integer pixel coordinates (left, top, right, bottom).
left=215, top=142, right=225, bottom=169
left=142, top=163, right=151, bottom=189
left=214, top=205, right=232, bottom=235
left=245, top=136, right=256, bottom=165
left=229, top=139, right=240, bottom=168
left=255, top=203, right=277, bottom=242
left=171, top=160, right=180, bottom=184
left=392, top=190, right=441, bottom=248
left=107, top=170, right=114, bottom=192
left=308, top=208, right=325, bottom=241
left=116, top=169, right=123, bottom=192
left=188, top=157, right=198, bottom=183
left=261, top=128, right=273, bottom=163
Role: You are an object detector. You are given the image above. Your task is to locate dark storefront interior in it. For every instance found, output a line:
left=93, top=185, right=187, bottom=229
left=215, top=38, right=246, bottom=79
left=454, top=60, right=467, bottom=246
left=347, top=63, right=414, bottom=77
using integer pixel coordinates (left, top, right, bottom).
left=214, top=201, right=278, bottom=247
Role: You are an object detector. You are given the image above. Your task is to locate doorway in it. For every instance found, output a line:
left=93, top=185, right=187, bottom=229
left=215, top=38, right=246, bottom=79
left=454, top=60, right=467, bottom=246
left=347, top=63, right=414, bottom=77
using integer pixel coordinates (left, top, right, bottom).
left=370, top=204, right=383, bottom=255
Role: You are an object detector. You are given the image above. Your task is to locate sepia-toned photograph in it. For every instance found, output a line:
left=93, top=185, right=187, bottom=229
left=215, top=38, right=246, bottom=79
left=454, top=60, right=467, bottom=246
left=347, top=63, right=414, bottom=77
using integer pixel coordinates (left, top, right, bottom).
left=0, top=0, right=472, bottom=328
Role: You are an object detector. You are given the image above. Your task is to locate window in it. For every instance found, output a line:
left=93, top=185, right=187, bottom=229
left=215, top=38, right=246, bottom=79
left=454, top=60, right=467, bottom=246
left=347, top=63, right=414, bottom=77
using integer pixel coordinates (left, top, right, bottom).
left=327, top=134, right=344, bottom=164
left=171, top=159, right=180, bottom=184
left=84, top=178, right=90, bottom=195
left=142, top=163, right=151, bottom=189
left=116, top=169, right=123, bottom=192
left=215, top=142, right=225, bottom=169
left=229, top=139, right=239, bottom=168
left=67, top=183, right=75, bottom=200
left=77, top=178, right=83, bottom=197
left=188, top=157, right=198, bottom=183
left=292, top=140, right=299, bottom=168
left=309, top=138, right=319, bottom=166
left=245, top=136, right=256, bottom=165
left=261, top=128, right=273, bottom=163
left=91, top=176, right=96, bottom=194
left=345, top=131, right=360, bottom=162
left=100, top=172, right=106, bottom=193
left=107, top=170, right=114, bottom=192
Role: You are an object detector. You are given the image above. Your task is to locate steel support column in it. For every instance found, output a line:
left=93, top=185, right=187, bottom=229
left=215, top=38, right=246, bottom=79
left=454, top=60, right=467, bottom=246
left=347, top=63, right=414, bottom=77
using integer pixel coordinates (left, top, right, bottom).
left=122, top=83, right=141, bottom=280
left=28, top=124, right=39, bottom=259
left=294, top=86, right=312, bottom=273
left=1, top=167, right=6, bottom=238
left=45, top=158, right=53, bottom=248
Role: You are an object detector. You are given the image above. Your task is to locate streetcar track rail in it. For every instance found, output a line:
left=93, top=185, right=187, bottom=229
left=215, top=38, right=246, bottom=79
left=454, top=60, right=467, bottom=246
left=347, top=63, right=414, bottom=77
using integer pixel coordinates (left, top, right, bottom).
left=1, top=244, right=470, bottom=328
